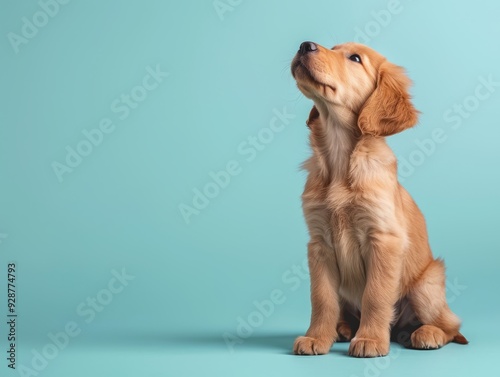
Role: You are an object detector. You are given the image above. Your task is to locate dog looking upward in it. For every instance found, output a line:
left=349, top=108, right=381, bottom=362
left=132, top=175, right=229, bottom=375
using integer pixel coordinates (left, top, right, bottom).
left=291, top=41, right=467, bottom=357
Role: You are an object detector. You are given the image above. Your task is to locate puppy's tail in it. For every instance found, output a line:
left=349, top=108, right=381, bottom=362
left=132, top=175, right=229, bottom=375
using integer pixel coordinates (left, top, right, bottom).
left=452, top=332, right=469, bottom=345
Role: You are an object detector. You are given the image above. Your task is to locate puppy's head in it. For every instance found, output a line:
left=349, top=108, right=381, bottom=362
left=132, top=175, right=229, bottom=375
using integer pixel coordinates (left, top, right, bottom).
left=291, top=41, right=418, bottom=136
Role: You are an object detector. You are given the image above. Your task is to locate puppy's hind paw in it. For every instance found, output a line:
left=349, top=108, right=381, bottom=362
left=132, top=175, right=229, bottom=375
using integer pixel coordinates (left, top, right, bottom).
left=336, top=322, right=353, bottom=342
left=411, top=325, right=447, bottom=350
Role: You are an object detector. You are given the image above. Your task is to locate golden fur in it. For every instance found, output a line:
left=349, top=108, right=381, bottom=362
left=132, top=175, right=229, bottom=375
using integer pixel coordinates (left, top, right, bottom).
left=290, top=42, right=467, bottom=357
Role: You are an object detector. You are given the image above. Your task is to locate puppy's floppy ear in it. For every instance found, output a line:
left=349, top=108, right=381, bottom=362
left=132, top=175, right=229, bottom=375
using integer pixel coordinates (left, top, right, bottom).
left=358, top=61, right=419, bottom=136
left=306, top=106, right=320, bottom=129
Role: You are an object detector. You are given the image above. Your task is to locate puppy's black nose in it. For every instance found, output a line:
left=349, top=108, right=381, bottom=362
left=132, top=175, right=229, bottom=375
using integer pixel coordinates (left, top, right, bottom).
left=298, top=41, right=317, bottom=55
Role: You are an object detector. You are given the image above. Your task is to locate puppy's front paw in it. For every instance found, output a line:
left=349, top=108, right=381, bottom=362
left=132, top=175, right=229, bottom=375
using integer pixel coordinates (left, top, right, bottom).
left=293, top=336, right=331, bottom=355
left=348, top=337, right=389, bottom=358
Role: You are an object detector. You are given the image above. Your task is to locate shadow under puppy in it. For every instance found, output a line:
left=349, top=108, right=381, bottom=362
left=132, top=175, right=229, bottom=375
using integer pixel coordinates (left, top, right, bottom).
left=290, top=41, right=467, bottom=357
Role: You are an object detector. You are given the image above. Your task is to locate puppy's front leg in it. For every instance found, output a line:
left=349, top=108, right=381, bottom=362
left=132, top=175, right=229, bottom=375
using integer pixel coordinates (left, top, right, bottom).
left=348, top=233, right=403, bottom=358
left=294, top=240, right=340, bottom=355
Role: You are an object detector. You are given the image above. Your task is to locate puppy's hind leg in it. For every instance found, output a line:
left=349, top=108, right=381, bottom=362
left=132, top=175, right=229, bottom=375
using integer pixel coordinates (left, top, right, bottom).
left=336, top=302, right=360, bottom=342
left=408, top=259, right=468, bottom=349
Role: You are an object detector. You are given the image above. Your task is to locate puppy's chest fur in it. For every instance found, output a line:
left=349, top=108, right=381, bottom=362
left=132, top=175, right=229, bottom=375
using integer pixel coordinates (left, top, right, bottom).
left=303, top=135, right=399, bottom=307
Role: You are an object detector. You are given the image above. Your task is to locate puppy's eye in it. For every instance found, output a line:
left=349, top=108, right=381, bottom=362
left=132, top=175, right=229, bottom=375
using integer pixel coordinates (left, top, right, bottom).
left=348, top=54, right=362, bottom=63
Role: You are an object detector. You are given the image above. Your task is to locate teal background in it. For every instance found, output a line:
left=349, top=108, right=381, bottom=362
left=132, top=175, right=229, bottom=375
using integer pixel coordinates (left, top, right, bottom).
left=1, top=0, right=499, bottom=376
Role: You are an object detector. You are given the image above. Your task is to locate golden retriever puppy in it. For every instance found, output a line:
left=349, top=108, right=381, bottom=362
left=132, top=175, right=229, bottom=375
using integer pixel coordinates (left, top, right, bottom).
left=290, top=41, right=467, bottom=357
